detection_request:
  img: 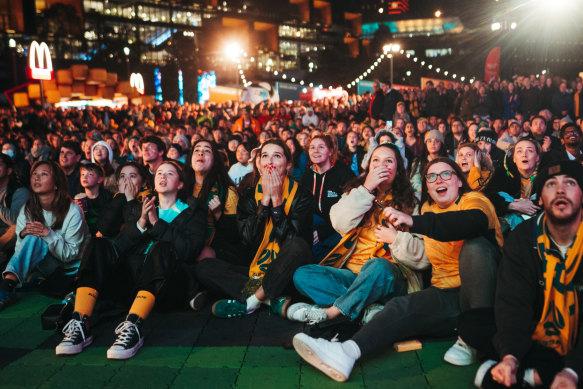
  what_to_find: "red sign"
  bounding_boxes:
[484,47,500,83]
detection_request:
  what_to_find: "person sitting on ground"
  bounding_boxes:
[285,137,309,182]
[141,136,166,176]
[300,134,355,260]
[292,157,503,382]
[58,141,83,198]
[196,139,313,319]
[96,162,151,239]
[288,143,420,324]
[475,130,505,170]
[55,161,206,359]
[75,163,113,236]
[166,143,187,165]
[341,131,366,176]
[189,140,242,263]
[0,154,28,268]
[228,143,254,186]
[91,141,118,194]
[458,160,583,389]
[455,142,494,192]
[485,138,542,232]
[409,130,448,195]
[0,161,89,310]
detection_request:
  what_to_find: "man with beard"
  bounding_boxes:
[459,160,583,389]
[555,123,583,163]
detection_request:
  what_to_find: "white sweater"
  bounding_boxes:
[15,202,89,268]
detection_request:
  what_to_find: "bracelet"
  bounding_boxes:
[363,185,375,194]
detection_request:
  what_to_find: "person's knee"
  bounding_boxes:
[292,265,315,289]
[459,237,499,269]
[361,258,394,278]
[21,234,43,245]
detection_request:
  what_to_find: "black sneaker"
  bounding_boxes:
[106,314,144,360]
[55,312,93,355]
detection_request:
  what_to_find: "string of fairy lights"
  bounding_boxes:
[237,45,479,91]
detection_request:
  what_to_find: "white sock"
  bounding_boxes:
[246,294,261,314]
[341,340,361,360]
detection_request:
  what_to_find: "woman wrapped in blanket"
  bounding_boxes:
[292,157,504,382]
[190,140,245,265]
[55,161,206,360]
[287,143,420,324]
[455,142,494,192]
[196,138,314,319]
[0,161,89,310]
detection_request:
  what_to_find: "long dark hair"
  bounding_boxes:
[420,157,473,206]
[345,143,417,218]
[189,139,236,212]
[25,161,71,230]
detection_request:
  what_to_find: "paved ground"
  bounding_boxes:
[0,291,478,388]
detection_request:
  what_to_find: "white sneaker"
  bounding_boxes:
[287,303,328,323]
[474,360,497,388]
[444,336,479,366]
[292,333,355,382]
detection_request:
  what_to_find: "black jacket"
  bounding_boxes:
[382,89,403,121]
[114,196,207,264]
[370,90,384,120]
[485,166,523,216]
[493,216,583,377]
[237,183,313,254]
[300,163,355,240]
[97,193,143,238]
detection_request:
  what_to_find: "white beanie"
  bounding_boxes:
[91,140,113,164]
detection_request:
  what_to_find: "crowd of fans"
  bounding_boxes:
[0,72,582,388]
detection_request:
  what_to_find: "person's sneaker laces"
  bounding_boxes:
[474,360,497,388]
[189,290,208,311]
[444,336,479,366]
[212,299,248,318]
[269,296,291,318]
[287,303,328,323]
[106,314,144,360]
[55,312,93,355]
[293,333,355,382]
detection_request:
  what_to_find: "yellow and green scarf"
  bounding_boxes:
[532,215,582,356]
[248,176,298,278]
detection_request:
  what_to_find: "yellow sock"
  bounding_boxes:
[128,290,156,320]
[74,287,99,317]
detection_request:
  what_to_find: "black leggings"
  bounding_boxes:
[76,238,190,311]
[196,236,314,302]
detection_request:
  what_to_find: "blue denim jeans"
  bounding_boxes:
[293,257,404,320]
[2,235,59,287]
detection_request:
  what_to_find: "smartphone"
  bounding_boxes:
[385,121,393,130]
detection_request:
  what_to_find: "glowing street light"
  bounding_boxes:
[491,22,501,31]
[435,10,442,17]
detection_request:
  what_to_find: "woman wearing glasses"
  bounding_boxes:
[292,157,503,383]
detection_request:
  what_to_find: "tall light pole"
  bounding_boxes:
[383,43,401,85]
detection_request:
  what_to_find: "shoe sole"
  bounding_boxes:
[106,337,144,360]
[55,336,93,356]
[443,353,477,366]
[474,360,497,388]
[189,291,208,311]
[293,336,347,382]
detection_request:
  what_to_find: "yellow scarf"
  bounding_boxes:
[193,183,222,246]
[248,176,298,278]
[319,193,422,293]
[532,215,582,356]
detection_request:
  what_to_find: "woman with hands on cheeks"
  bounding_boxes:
[0,161,89,310]
[287,143,420,324]
[96,162,151,239]
[196,138,314,320]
